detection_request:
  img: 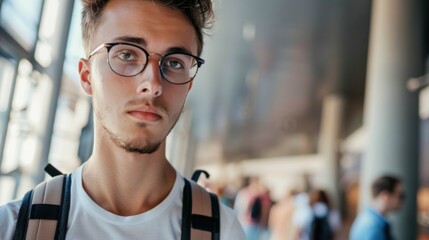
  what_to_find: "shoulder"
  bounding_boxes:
[355,208,385,226]
[350,223,385,240]
[0,199,22,239]
[218,201,246,240]
[350,209,385,240]
[182,174,245,239]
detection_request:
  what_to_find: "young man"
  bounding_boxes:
[0,0,245,239]
[349,176,405,240]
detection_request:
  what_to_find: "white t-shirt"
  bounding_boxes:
[0,165,245,240]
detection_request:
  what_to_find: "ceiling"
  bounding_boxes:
[188,0,372,162]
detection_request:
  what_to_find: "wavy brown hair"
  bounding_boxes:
[80,0,214,56]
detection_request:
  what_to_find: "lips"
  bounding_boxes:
[127,107,162,122]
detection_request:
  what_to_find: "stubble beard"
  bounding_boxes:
[95,104,184,155]
[106,124,162,154]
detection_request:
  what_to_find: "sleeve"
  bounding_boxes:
[361,228,386,240]
[220,202,246,240]
[349,219,386,240]
[0,199,22,240]
[224,216,246,240]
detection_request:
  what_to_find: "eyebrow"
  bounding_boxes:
[111,35,194,55]
[165,47,193,55]
[112,36,147,45]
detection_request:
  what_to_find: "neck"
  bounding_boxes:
[82,137,176,216]
[371,199,388,216]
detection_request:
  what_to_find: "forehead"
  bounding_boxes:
[94,0,198,54]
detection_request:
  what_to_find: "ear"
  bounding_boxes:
[79,58,93,96]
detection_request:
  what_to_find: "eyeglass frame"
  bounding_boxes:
[87,42,205,85]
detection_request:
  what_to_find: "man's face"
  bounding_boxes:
[387,183,405,212]
[79,0,198,154]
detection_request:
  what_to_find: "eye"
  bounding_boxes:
[110,44,144,62]
[164,59,184,69]
[117,51,136,61]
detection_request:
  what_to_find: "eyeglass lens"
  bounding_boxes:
[108,44,198,84]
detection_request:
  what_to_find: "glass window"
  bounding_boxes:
[0,0,43,50]
[0,55,16,173]
[0,57,16,135]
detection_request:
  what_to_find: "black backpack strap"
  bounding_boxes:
[191,170,209,182]
[13,190,33,240]
[45,163,64,177]
[181,179,192,240]
[182,178,220,240]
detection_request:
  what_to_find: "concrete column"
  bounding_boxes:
[317,94,344,208]
[360,0,424,239]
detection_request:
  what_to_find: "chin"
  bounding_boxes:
[121,141,162,154]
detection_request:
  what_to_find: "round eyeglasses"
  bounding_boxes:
[88,42,205,85]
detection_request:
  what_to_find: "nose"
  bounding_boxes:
[136,59,163,98]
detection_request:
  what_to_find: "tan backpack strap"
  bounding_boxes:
[189,181,212,239]
[25,175,65,240]
[189,181,220,240]
[182,177,220,240]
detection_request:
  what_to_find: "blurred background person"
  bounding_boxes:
[294,189,340,240]
[349,175,405,240]
[269,189,299,240]
[235,176,271,240]
[259,186,274,240]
